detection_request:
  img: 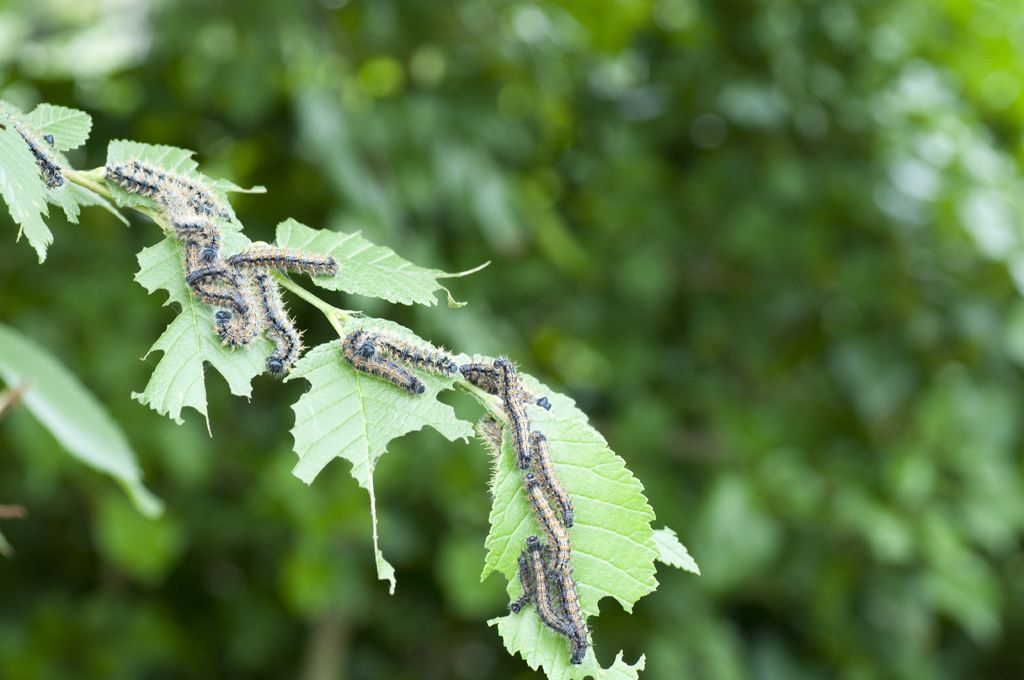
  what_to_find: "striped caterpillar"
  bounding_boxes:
[227,246,338,278]
[1,110,63,188]
[348,331,458,377]
[342,331,425,394]
[105,160,231,220]
[529,432,573,527]
[253,272,302,375]
[524,472,571,574]
[459,361,551,410]
[515,536,571,637]
[555,565,589,665]
[494,358,532,470]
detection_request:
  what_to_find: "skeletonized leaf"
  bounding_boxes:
[131,234,272,427]
[0,322,162,517]
[484,373,665,678]
[23,103,92,152]
[651,527,700,574]
[287,318,474,592]
[0,123,51,261]
[275,218,485,306]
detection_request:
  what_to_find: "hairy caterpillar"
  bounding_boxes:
[494,358,532,469]
[227,246,338,277]
[214,279,261,349]
[508,551,532,614]
[523,536,571,637]
[342,332,425,394]
[252,273,302,375]
[555,568,589,665]
[1,110,64,188]
[475,415,504,459]
[459,362,551,410]
[529,432,573,528]
[104,160,231,219]
[348,332,459,377]
[524,472,572,574]
[342,329,457,378]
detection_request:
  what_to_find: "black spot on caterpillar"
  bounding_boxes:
[459,362,551,409]
[254,272,302,375]
[524,535,571,637]
[524,472,571,575]
[554,566,589,665]
[494,358,531,469]
[42,133,54,147]
[530,431,573,528]
[227,246,339,278]
[342,331,425,394]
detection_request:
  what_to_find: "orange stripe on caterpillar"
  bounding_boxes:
[227,246,338,277]
[529,431,573,527]
[524,472,571,574]
[524,536,571,637]
[495,359,531,469]
[554,566,589,665]
[342,332,425,394]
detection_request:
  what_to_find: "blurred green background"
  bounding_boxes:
[2,0,1024,678]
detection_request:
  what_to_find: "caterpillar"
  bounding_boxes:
[523,536,571,637]
[368,333,458,377]
[1,111,64,188]
[341,329,457,377]
[555,568,589,665]
[494,358,532,469]
[104,160,231,220]
[459,362,551,410]
[254,273,302,375]
[524,472,572,574]
[342,332,425,394]
[227,246,339,278]
[214,278,261,349]
[475,415,504,459]
[529,431,573,528]
[508,551,532,613]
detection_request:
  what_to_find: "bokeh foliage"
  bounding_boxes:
[2,0,1024,678]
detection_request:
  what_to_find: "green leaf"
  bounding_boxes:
[651,526,700,574]
[483,373,662,678]
[287,319,474,592]
[52,181,128,226]
[0,121,52,262]
[131,234,272,427]
[0,529,10,558]
[0,322,162,517]
[275,218,486,306]
[22,103,92,152]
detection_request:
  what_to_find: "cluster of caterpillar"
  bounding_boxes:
[105,159,338,375]
[0,107,64,188]
[476,358,586,665]
[340,329,458,393]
